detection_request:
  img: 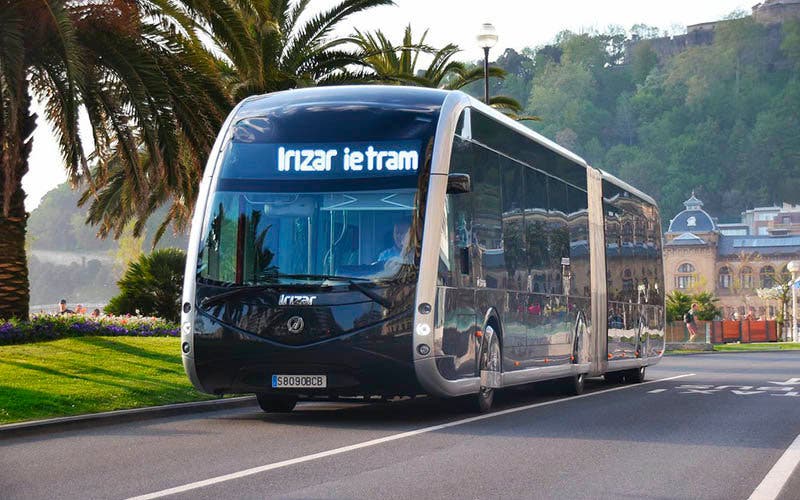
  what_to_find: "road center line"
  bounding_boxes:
[127,373,695,500]
[748,432,800,500]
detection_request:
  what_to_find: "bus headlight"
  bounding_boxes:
[415,323,431,336]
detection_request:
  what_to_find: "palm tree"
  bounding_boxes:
[0,0,229,319]
[81,0,394,241]
[350,25,528,114]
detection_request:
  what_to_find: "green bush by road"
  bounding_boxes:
[0,336,213,425]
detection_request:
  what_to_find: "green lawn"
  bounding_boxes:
[713,342,800,352]
[0,336,215,425]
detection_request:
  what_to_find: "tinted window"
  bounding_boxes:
[525,168,549,293]
[443,138,476,287]
[470,110,587,190]
[472,145,504,288]
[501,158,526,290]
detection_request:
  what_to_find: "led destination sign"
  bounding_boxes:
[221,140,422,180]
[278,146,418,173]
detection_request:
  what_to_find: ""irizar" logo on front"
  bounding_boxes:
[277,146,418,173]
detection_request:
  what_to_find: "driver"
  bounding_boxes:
[376,221,412,264]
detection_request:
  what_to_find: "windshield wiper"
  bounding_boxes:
[199,284,278,308]
[198,275,393,309]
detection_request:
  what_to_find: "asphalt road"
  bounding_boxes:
[1,352,798,500]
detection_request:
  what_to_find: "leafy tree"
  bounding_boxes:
[0,0,228,319]
[666,290,721,321]
[81,0,393,243]
[666,290,692,322]
[106,248,186,322]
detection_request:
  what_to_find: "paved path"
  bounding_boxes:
[1,352,798,499]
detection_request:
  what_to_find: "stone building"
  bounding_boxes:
[664,194,800,319]
[624,0,800,64]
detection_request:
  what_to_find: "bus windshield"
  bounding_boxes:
[198,188,419,285]
[197,101,439,286]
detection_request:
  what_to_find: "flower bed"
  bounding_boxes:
[0,314,179,345]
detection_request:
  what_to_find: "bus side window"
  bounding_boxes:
[446,137,475,287]
[471,145,503,288]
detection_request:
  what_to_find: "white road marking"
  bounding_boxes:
[127,373,694,500]
[647,389,667,393]
[748,433,800,500]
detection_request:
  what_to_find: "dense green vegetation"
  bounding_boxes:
[666,291,722,321]
[0,336,210,424]
[106,249,186,322]
[487,16,800,221]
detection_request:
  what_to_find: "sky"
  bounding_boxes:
[22,0,752,211]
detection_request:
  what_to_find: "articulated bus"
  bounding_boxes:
[180,86,665,413]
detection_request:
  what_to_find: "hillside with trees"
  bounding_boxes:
[26,183,187,308]
[484,15,800,222]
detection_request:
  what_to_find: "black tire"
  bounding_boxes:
[256,393,298,413]
[626,366,646,384]
[564,372,586,395]
[473,325,501,413]
[604,371,624,384]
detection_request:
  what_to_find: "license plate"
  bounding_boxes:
[271,374,327,389]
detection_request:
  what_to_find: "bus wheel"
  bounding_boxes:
[604,371,624,384]
[474,326,501,413]
[564,372,585,395]
[256,394,297,413]
[626,366,646,384]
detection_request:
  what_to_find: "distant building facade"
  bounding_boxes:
[663,194,800,319]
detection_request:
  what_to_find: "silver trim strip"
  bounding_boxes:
[587,167,608,376]
[413,92,474,397]
[180,99,249,393]
[607,359,645,371]
[502,363,590,387]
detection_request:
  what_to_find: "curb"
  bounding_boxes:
[0,396,257,438]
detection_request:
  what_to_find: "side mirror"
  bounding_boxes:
[447,173,471,194]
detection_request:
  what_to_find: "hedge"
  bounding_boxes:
[0,314,179,345]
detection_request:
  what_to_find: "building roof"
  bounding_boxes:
[718,235,800,256]
[666,232,708,246]
[667,193,717,233]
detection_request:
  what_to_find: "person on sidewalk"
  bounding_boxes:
[684,303,699,342]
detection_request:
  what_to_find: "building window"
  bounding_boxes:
[741,267,753,289]
[760,266,775,288]
[676,275,694,289]
[676,262,695,290]
[718,266,731,289]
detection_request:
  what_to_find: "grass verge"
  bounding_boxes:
[713,342,800,352]
[0,336,214,425]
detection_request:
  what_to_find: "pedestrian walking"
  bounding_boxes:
[684,302,699,342]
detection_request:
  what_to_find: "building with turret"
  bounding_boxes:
[664,193,800,319]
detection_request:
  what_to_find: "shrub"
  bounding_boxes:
[666,290,722,321]
[0,315,179,345]
[106,248,186,323]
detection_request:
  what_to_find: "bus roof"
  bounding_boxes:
[235,86,450,119]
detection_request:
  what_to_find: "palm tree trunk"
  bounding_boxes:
[0,89,34,320]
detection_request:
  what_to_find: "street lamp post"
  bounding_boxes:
[787,260,800,342]
[476,23,498,104]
